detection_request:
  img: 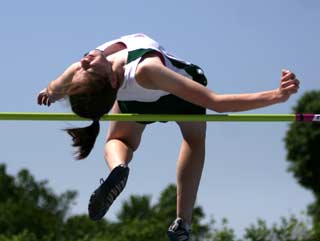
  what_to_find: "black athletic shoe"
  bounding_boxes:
[167,218,191,241]
[88,164,129,221]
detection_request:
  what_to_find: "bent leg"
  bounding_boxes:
[104,102,146,170]
[176,121,206,225]
[88,102,146,220]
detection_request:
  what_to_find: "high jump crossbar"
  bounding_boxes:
[0,112,319,122]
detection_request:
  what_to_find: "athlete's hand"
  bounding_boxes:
[275,69,300,103]
[37,88,54,106]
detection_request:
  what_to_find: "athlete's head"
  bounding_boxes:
[65,50,118,160]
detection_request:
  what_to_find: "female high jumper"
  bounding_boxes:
[37,33,299,241]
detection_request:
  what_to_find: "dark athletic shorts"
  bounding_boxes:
[117,69,208,124]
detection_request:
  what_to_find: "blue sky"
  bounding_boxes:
[0,0,319,236]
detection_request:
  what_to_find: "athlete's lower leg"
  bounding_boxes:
[104,138,134,170]
[176,122,206,225]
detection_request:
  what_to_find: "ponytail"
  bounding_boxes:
[65,68,117,160]
[65,120,100,160]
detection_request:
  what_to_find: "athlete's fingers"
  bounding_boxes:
[46,98,51,107]
[281,72,296,82]
[282,69,290,77]
[37,88,49,105]
[281,79,300,89]
[37,96,41,105]
[283,84,299,94]
[37,93,44,105]
[41,95,47,105]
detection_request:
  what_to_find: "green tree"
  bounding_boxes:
[117,195,155,223]
[0,164,76,240]
[5,163,320,241]
[208,217,238,241]
[0,230,38,241]
[284,90,320,223]
[62,215,112,241]
[244,215,320,241]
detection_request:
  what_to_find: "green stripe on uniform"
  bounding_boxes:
[127,48,207,86]
[127,48,156,63]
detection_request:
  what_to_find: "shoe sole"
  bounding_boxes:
[88,165,129,221]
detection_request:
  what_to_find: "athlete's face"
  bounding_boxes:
[72,50,112,86]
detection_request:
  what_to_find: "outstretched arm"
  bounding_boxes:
[135,54,300,113]
[37,62,79,106]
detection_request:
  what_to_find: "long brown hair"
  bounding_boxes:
[65,74,117,160]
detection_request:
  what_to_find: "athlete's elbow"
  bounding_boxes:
[211,105,226,113]
[208,94,227,113]
[211,104,241,113]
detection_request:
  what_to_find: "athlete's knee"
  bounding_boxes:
[104,139,134,166]
[106,124,144,152]
[105,137,139,154]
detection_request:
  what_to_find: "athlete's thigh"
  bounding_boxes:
[106,102,146,151]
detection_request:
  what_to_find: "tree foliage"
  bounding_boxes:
[284,90,320,222]
[1,155,320,241]
[0,164,209,241]
[243,215,320,241]
[0,164,76,239]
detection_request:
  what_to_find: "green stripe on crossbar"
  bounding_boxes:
[0,112,296,122]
